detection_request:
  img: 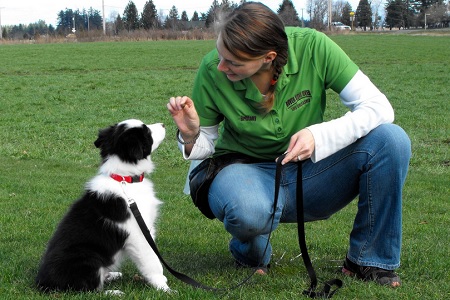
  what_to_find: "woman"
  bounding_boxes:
[167,2,410,287]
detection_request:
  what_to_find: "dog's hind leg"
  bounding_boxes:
[104,290,125,296]
[102,269,124,296]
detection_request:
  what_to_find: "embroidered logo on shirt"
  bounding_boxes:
[240,115,257,121]
[285,90,311,111]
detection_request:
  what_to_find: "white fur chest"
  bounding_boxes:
[87,175,162,227]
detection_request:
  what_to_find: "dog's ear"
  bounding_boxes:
[94,125,120,163]
[94,135,103,148]
[94,125,115,149]
[115,126,153,163]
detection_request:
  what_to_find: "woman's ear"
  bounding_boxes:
[264,51,277,63]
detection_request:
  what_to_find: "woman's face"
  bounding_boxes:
[216,35,269,82]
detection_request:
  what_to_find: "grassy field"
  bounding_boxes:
[0,34,449,299]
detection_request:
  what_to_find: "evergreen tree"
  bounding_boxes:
[86,8,103,30]
[73,10,84,31]
[356,0,373,30]
[181,11,189,22]
[180,10,189,30]
[123,1,140,31]
[115,14,125,34]
[220,0,233,11]
[385,0,408,29]
[205,0,220,28]
[165,6,179,30]
[56,9,74,34]
[277,0,301,26]
[55,9,84,33]
[205,0,236,28]
[141,0,159,29]
[191,11,200,21]
[341,2,353,26]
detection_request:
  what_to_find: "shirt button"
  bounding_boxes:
[277,127,282,132]
[275,118,280,124]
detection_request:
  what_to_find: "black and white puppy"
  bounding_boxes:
[35,119,169,294]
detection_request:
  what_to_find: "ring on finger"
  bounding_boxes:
[297,155,301,161]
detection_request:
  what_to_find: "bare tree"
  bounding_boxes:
[307,0,329,30]
[426,1,449,28]
[371,0,383,29]
[332,0,348,23]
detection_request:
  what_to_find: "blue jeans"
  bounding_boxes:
[208,124,411,270]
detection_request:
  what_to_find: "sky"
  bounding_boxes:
[0,0,362,27]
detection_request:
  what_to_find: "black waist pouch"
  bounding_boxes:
[188,153,265,219]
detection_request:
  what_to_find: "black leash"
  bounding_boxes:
[293,158,343,298]
[129,202,218,291]
[125,182,257,292]
[126,153,342,297]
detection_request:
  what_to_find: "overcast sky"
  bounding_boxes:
[0,0,362,27]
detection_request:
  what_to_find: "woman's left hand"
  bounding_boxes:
[281,129,315,165]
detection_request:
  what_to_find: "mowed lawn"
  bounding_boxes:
[0,34,449,299]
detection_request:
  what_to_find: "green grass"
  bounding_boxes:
[1,35,449,299]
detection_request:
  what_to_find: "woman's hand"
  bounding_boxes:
[281,129,315,165]
[167,96,201,155]
[167,96,200,139]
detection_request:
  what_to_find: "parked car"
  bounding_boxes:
[331,22,351,30]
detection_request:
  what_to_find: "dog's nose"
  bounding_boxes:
[161,123,165,128]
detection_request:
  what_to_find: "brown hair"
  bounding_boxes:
[216,2,288,112]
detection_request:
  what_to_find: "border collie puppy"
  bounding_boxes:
[35,119,170,294]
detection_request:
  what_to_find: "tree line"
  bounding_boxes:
[1,0,448,40]
[385,0,449,30]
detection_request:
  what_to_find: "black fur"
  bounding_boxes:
[94,123,154,164]
[35,192,130,292]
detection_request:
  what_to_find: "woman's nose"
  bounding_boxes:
[217,59,228,72]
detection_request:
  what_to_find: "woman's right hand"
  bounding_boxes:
[167,96,200,140]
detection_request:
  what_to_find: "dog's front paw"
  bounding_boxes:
[153,280,171,293]
[104,289,125,296]
[157,285,175,293]
[147,275,172,292]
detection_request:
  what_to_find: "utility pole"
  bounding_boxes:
[424,13,430,29]
[328,0,332,30]
[102,0,106,35]
[301,8,304,27]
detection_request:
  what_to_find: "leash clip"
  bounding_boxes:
[120,181,136,207]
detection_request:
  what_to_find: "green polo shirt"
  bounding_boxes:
[192,27,359,160]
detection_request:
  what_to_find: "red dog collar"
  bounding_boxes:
[110,173,144,183]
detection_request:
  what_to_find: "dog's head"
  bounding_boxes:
[94,119,165,164]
